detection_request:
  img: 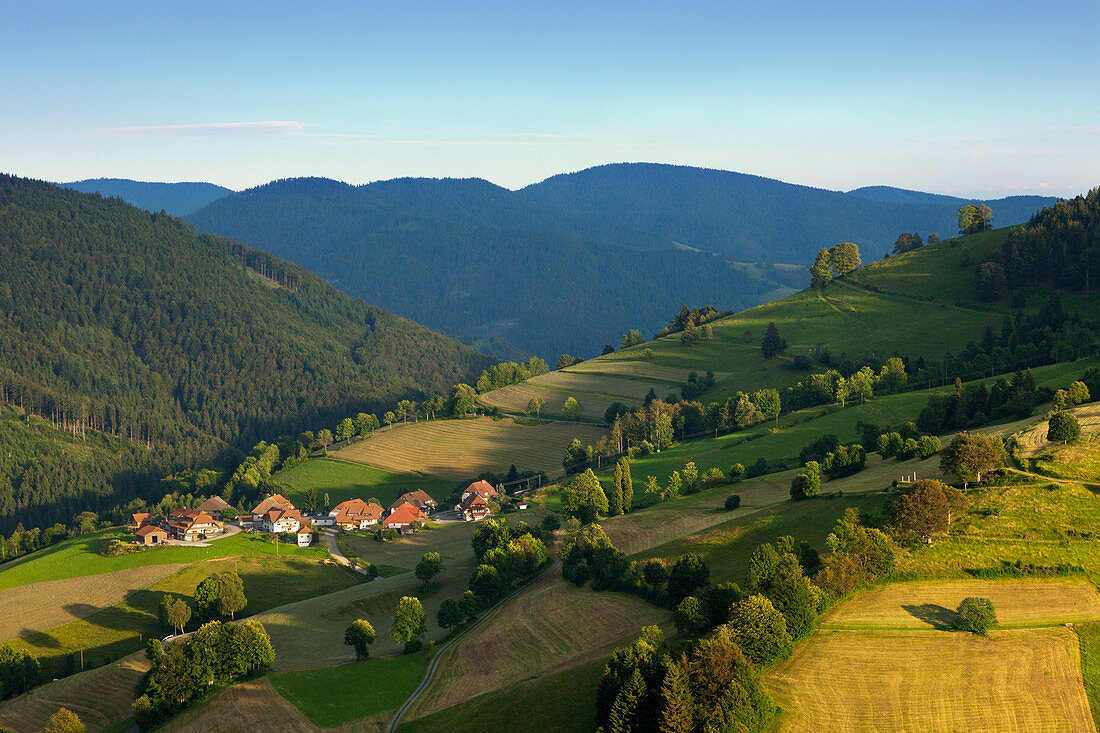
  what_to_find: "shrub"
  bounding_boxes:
[956,597,996,634]
[724,494,742,511]
[729,464,745,483]
[667,554,710,605]
[702,466,725,486]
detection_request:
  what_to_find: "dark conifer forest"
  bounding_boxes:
[0,175,492,532]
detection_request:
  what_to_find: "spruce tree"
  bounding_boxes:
[610,462,625,516]
[606,667,646,733]
[620,459,634,513]
[658,661,695,733]
[761,322,786,359]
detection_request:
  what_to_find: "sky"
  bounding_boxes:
[2,0,1098,197]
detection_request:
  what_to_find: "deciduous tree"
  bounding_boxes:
[344,619,376,660]
[391,596,426,649]
[415,552,444,587]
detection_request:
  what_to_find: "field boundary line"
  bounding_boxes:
[384,558,561,733]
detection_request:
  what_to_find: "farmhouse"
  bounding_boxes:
[129,512,153,531]
[457,492,491,522]
[135,524,168,545]
[296,525,313,547]
[167,509,223,542]
[458,479,498,505]
[262,506,303,534]
[388,490,438,515]
[330,498,384,530]
[242,493,297,531]
[196,495,230,520]
[382,503,427,531]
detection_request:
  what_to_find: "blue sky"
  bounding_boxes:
[2,0,1097,196]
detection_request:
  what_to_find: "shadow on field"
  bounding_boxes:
[902,603,959,629]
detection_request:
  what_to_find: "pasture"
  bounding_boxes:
[275,457,454,510]
[330,416,605,480]
[764,627,1095,733]
[256,518,508,668]
[0,651,148,733]
[0,529,329,590]
[270,651,430,727]
[5,553,359,679]
[1019,401,1100,461]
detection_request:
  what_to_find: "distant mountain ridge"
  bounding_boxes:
[187,164,1058,360]
[845,184,1053,210]
[186,176,800,360]
[63,178,234,216]
[520,163,1059,263]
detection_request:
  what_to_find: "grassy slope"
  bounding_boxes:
[483,227,1100,420]
[269,651,430,727]
[330,416,607,481]
[0,529,330,590]
[552,357,1097,512]
[274,457,455,511]
[1,537,359,677]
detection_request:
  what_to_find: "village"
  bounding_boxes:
[125,478,515,550]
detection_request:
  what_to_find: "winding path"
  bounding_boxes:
[385,558,562,733]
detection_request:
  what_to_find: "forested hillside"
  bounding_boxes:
[62,178,233,217]
[0,175,492,532]
[187,177,803,359]
[521,163,1057,263]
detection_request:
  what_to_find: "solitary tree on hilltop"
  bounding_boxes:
[957,204,993,235]
[828,242,861,276]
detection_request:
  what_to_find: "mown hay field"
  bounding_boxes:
[1019,402,1100,459]
[331,417,605,480]
[406,575,668,720]
[0,563,184,643]
[480,363,730,419]
[0,651,149,733]
[764,627,1096,733]
[162,678,316,733]
[824,578,1100,630]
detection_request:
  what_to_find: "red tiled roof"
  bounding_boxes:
[136,525,166,537]
[464,480,497,499]
[383,503,427,526]
[251,493,295,516]
[196,496,229,512]
[131,512,153,524]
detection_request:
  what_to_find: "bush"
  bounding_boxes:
[746,457,770,478]
[729,464,745,483]
[724,494,742,511]
[702,466,725,487]
[956,597,996,634]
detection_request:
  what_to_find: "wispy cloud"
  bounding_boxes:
[95,121,311,138]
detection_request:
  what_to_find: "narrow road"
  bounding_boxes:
[321,528,371,576]
[385,558,562,733]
